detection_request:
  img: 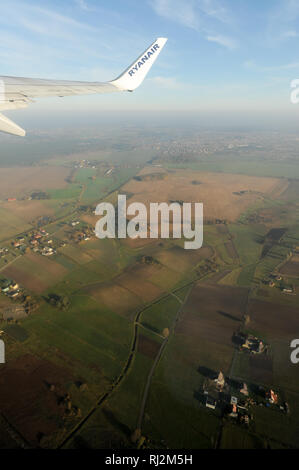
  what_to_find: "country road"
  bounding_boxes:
[59,281,196,449]
[0,255,22,273]
[136,287,192,431]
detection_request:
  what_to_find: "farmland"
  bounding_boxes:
[0,136,298,450]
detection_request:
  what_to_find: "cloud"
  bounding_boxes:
[150,0,232,28]
[244,59,299,72]
[206,34,237,50]
[150,0,199,29]
[0,1,153,80]
[150,0,237,49]
[266,0,299,43]
[282,30,298,38]
[32,4,98,32]
[198,0,231,24]
[75,0,92,12]
[0,1,99,45]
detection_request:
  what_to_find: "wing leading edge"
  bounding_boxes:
[0,37,167,137]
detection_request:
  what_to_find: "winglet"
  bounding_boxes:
[0,113,26,137]
[110,37,168,91]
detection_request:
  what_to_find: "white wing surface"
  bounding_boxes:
[0,37,167,137]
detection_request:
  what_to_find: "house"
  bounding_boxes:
[283,287,294,294]
[241,335,265,354]
[240,415,250,425]
[229,404,238,418]
[206,396,217,410]
[8,291,19,298]
[240,383,249,396]
[215,371,225,390]
[230,396,238,406]
[268,390,279,405]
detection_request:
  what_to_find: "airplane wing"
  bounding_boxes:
[0,37,168,137]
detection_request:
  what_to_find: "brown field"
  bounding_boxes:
[121,237,161,249]
[122,169,281,222]
[0,166,70,199]
[115,264,165,303]
[2,252,68,294]
[247,299,299,390]
[249,354,273,384]
[80,214,98,225]
[248,299,299,340]
[0,354,72,447]
[84,282,143,318]
[156,245,213,273]
[267,178,290,199]
[138,334,161,359]
[176,283,249,373]
[84,262,167,317]
[59,245,94,265]
[257,288,270,297]
[149,265,182,291]
[1,200,54,223]
[280,255,299,277]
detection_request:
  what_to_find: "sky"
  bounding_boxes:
[2,0,299,124]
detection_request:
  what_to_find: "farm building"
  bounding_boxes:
[205,396,217,410]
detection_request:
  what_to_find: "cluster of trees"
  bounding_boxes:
[45,293,70,311]
[137,255,159,265]
[133,173,166,182]
[31,191,49,200]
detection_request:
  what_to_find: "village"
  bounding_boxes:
[199,369,289,429]
[8,219,95,258]
[196,325,290,432]
[264,272,296,295]
[0,215,96,324]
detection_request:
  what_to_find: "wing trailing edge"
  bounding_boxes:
[0,113,26,137]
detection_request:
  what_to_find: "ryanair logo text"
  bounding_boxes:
[128,44,160,77]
